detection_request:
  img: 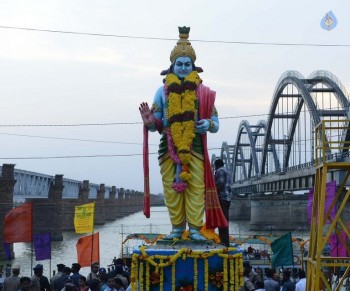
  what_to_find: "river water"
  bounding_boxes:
[9,206,303,279]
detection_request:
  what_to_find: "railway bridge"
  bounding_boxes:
[212,70,350,229]
[212,70,350,290]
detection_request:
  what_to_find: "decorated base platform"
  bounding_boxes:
[130,241,244,291]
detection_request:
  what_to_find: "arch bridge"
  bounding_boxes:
[213,70,350,196]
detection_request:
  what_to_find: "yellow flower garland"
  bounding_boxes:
[130,256,138,290]
[166,71,200,181]
[219,252,244,290]
[223,257,228,290]
[172,259,176,291]
[139,261,144,291]
[160,259,164,291]
[229,259,234,291]
[194,257,198,291]
[145,261,150,291]
[131,246,244,290]
[166,74,181,86]
[204,258,209,291]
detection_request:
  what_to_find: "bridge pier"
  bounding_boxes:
[123,189,132,215]
[0,164,16,260]
[62,180,89,231]
[116,188,125,217]
[249,194,308,230]
[127,190,143,214]
[26,175,64,241]
[105,186,117,221]
[95,184,106,225]
[229,196,251,220]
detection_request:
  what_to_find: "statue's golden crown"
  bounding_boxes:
[170,26,196,63]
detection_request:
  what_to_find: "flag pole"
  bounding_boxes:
[121,224,124,260]
[291,232,295,270]
[90,202,95,264]
[49,232,52,278]
[30,203,33,276]
[31,242,34,276]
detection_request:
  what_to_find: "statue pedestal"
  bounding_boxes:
[130,241,244,291]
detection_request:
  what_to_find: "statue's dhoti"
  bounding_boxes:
[159,152,205,230]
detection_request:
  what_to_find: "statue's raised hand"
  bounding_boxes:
[139,102,155,126]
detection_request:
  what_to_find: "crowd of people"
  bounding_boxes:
[243,261,306,291]
[0,259,131,291]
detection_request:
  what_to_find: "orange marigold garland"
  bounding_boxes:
[209,271,224,289]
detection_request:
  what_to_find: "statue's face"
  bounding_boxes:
[173,56,193,79]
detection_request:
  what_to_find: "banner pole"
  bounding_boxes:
[90,202,95,264]
[31,242,34,276]
[31,203,33,276]
[50,232,52,278]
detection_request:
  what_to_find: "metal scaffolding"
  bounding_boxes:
[307,120,350,290]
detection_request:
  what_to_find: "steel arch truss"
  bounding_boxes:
[220,141,235,172]
[231,120,278,182]
[211,142,235,177]
[261,70,350,175]
[222,70,350,188]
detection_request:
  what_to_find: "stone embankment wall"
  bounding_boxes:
[0,164,163,260]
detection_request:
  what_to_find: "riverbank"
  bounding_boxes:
[2,206,308,279]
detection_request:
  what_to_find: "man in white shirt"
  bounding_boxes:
[295,269,306,291]
[103,277,116,291]
[3,264,21,291]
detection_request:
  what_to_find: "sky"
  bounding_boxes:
[0,0,349,195]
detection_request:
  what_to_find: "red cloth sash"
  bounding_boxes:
[143,125,150,218]
[143,119,163,218]
[198,84,228,229]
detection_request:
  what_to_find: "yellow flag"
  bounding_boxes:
[74,202,95,234]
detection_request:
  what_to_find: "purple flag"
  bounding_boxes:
[325,181,336,223]
[308,181,336,224]
[330,232,348,257]
[3,242,12,260]
[34,233,51,261]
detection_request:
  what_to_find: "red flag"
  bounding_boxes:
[143,126,150,218]
[76,232,100,267]
[4,203,33,243]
